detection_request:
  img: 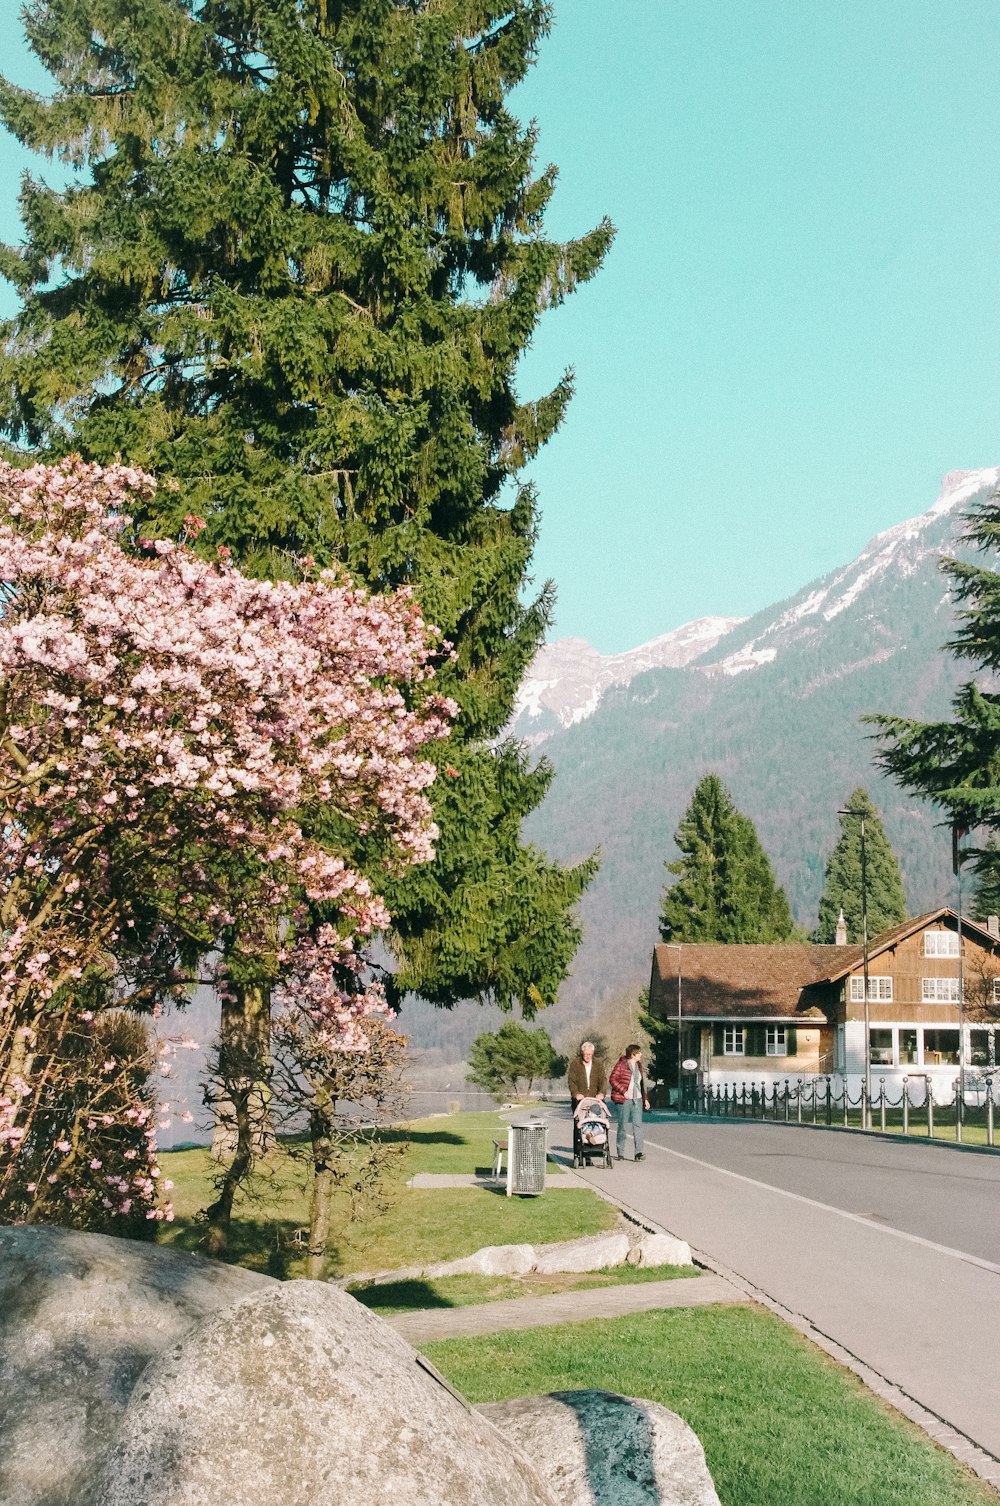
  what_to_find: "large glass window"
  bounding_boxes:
[765,1027,787,1056]
[899,1029,919,1065]
[921,977,961,1002]
[970,1029,996,1068]
[923,1028,960,1065]
[869,1029,893,1066]
[849,976,893,1002]
[723,1027,745,1056]
[924,930,960,957]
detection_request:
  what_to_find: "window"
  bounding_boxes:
[970,1029,996,1068]
[869,1029,894,1066]
[899,1028,919,1065]
[921,977,961,1002]
[924,930,960,957]
[766,1027,787,1056]
[992,979,1000,1005]
[849,976,893,1002]
[723,1027,745,1056]
[923,1028,960,1065]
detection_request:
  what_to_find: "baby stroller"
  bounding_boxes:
[572,1096,613,1170]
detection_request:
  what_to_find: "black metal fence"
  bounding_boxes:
[684,1074,997,1146]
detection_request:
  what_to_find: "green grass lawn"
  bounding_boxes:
[159,1108,615,1279]
[349,1261,700,1314]
[425,1307,998,1506]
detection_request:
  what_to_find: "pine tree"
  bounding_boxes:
[0,1,610,1012]
[636,986,677,1089]
[970,837,1000,924]
[659,774,795,943]
[813,789,907,943]
[466,1021,564,1100]
[871,489,1000,867]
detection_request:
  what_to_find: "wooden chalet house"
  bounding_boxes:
[648,909,1000,1098]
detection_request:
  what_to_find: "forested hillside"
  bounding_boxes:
[521,470,997,1025]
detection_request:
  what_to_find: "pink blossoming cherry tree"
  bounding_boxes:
[0,458,453,1228]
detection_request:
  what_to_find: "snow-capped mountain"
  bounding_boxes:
[512,615,743,741]
[520,467,1000,1025]
[703,468,1000,677]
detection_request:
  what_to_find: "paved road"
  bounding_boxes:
[550,1114,1000,1467]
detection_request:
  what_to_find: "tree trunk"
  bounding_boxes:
[204,1080,254,1256]
[205,982,273,1254]
[211,982,274,1162]
[307,1106,335,1281]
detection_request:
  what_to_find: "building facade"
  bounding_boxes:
[648,910,1000,1101]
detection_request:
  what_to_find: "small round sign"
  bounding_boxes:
[681,1058,699,1072]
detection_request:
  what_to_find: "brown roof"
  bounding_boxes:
[650,943,859,1022]
[812,908,1000,982]
[649,909,1000,1021]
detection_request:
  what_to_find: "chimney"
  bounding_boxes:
[835,909,848,946]
[988,915,999,941]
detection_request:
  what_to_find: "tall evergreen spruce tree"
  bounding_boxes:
[871,489,1000,875]
[813,789,907,944]
[659,774,795,944]
[971,837,1000,924]
[0,1,610,1014]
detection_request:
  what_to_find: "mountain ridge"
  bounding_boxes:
[518,466,1000,1031]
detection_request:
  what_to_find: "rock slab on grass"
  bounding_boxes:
[479,1390,722,1506]
[96,1281,557,1506]
[532,1230,632,1275]
[0,1224,270,1506]
[627,1232,693,1268]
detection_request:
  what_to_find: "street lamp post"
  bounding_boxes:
[839,808,871,1129]
[953,822,968,1139]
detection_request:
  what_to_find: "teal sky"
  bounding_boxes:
[2,2,1000,652]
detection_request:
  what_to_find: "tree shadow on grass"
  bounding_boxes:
[165,1216,301,1280]
[382,1129,466,1148]
[348,1278,456,1312]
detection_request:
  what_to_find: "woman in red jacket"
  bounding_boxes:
[609,1044,650,1162]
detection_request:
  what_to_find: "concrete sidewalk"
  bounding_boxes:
[385,1271,745,1344]
[560,1115,1000,1489]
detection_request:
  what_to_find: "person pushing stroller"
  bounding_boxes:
[567,1040,608,1113]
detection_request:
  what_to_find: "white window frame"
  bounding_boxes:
[992,979,1000,1005]
[849,975,893,1002]
[924,930,960,957]
[765,1026,787,1056]
[921,976,961,1003]
[868,1027,895,1066]
[723,1026,745,1056]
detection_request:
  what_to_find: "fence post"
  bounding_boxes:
[927,1079,934,1139]
[784,1078,790,1122]
[988,1080,995,1149]
[741,1082,747,1118]
[825,1077,832,1125]
[902,1076,909,1136]
[797,1078,803,1124]
[955,1076,962,1144]
[879,1078,886,1134]
[843,1079,850,1127]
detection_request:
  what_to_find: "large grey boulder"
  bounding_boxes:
[479,1390,722,1506]
[0,1224,270,1506]
[96,1281,557,1506]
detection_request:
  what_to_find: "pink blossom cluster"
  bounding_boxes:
[0,458,453,1223]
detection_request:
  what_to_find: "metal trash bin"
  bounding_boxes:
[506,1118,547,1197]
